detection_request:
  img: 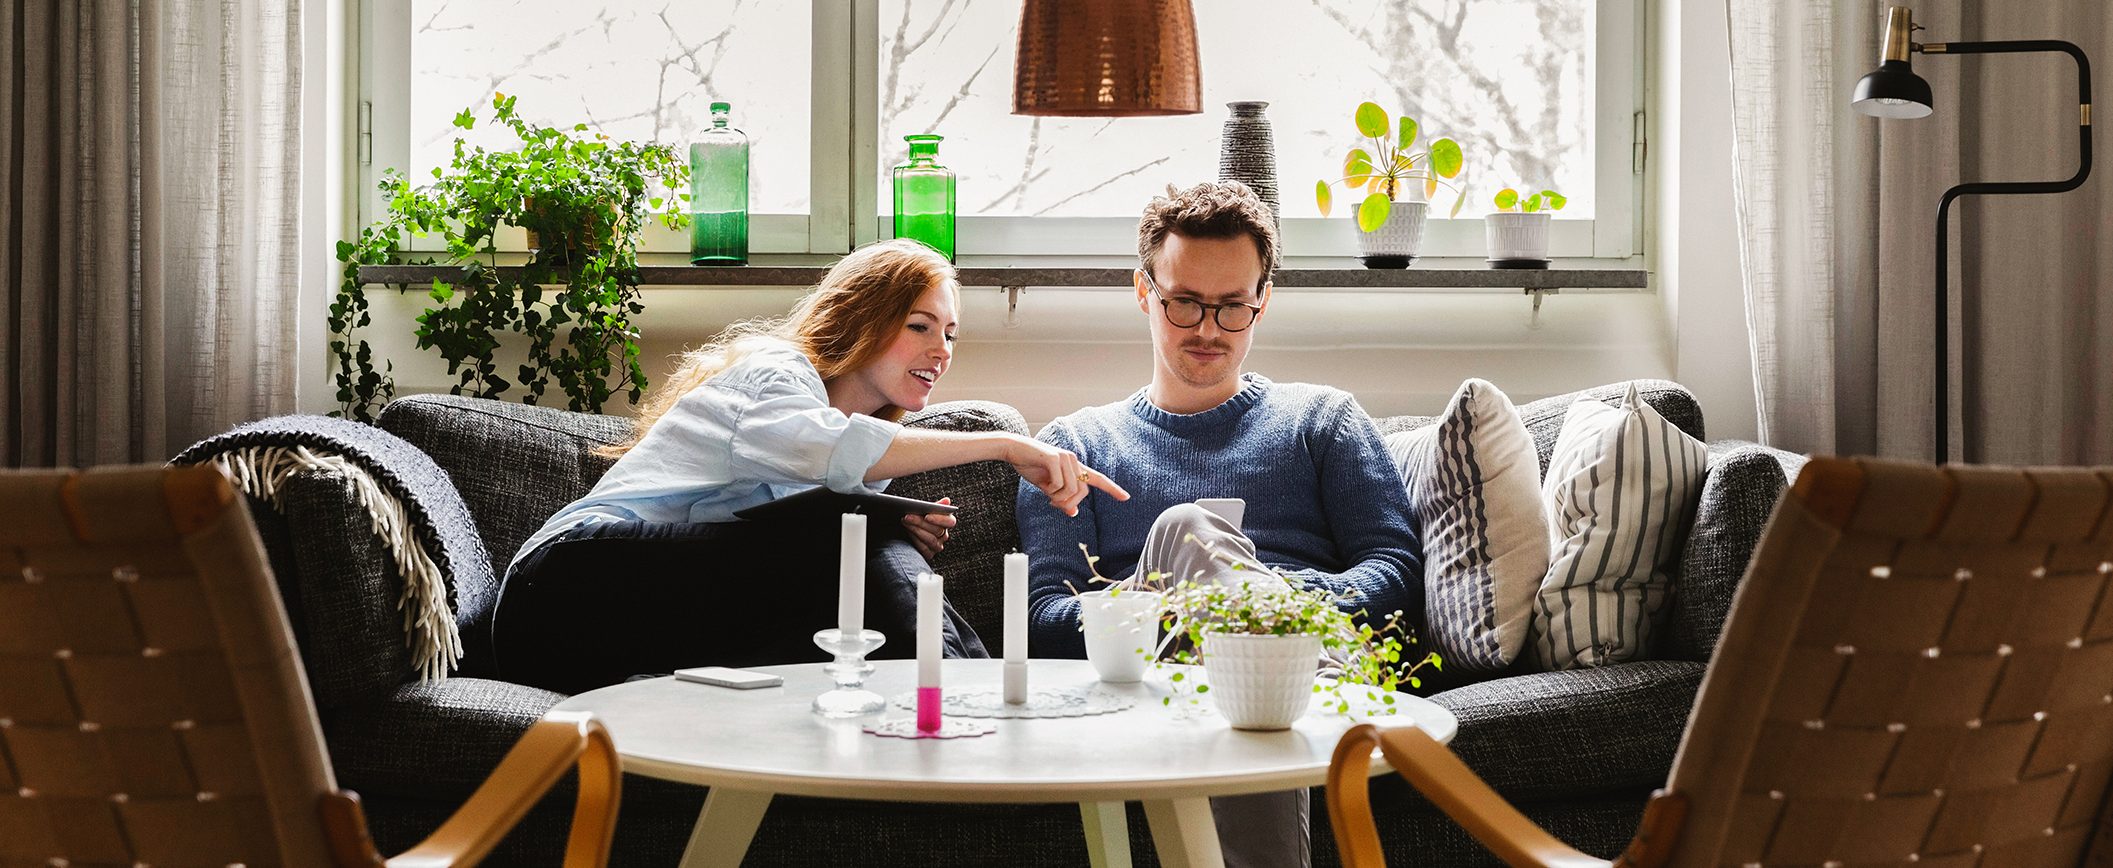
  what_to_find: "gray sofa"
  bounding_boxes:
[208,379,1802,866]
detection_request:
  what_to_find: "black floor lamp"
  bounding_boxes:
[1850,6,2092,464]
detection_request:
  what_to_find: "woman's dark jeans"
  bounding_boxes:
[493,514,987,694]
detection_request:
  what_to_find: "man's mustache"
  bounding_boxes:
[1180,341,1233,354]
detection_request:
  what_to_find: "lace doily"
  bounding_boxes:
[890,686,1136,719]
[862,717,997,739]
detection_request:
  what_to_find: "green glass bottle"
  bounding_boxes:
[892,134,956,261]
[689,101,748,265]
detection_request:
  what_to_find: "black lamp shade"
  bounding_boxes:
[1853,60,1935,118]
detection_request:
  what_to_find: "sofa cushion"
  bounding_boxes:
[1384,379,1548,676]
[1661,441,1797,663]
[1429,659,1704,801]
[888,401,1032,646]
[1534,385,1709,670]
[376,395,629,579]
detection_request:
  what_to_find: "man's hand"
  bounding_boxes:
[1008,437,1130,516]
[901,497,956,560]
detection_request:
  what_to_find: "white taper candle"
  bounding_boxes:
[837,514,866,638]
[1003,552,1029,704]
[917,573,942,687]
[1003,553,1029,661]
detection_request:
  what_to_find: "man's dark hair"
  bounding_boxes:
[1136,181,1279,289]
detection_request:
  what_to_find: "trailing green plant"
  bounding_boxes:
[1314,101,1469,232]
[1073,540,1441,714]
[1493,187,1568,213]
[330,94,689,421]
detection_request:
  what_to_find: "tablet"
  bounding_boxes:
[731,486,959,522]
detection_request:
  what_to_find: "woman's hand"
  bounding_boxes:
[1007,436,1130,517]
[901,497,955,560]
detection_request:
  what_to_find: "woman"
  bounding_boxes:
[494,239,1128,694]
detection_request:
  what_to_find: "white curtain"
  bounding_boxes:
[2,0,301,468]
[1728,0,2113,464]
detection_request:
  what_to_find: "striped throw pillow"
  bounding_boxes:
[1532,383,1708,670]
[1385,379,1548,675]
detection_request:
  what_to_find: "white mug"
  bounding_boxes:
[1077,589,1163,683]
[1194,497,1246,529]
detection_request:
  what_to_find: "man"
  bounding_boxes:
[1016,181,1425,867]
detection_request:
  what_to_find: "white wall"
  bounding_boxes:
[307,0,1759,440]
[1653,0,1759,442]
[349,279,1675,429]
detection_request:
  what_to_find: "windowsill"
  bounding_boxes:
[354,256,1650,293]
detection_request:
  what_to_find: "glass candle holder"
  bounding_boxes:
[811,628,888,718]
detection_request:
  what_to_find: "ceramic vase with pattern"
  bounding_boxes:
[1217,101,1279,223]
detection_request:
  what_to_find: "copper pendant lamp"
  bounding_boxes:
[1012,0,1202,117]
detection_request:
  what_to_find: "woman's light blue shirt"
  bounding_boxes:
[510,339,902,573]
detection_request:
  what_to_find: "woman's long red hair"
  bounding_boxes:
[599,238,957,458]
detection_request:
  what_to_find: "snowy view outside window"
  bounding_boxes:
[410,0,813,214]
[879,0,1593,219]
[409,0,1593,221]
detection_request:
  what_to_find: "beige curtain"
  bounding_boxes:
[1729,0,2112,464]
[2,0,300,468]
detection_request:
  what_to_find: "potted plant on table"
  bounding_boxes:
[1159,563,1440,731]
[330,94,690,421]
[1485,186,1567,269]
[1314,101,1467,269]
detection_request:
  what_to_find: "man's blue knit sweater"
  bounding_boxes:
[1017,373,1425,658]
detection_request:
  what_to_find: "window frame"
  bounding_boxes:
[359,0,1642,260]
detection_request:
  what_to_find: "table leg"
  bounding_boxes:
[679,788,773,868]
[1080,801,1133,868]
[1140,797,1224,868]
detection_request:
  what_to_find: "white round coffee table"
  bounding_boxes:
[553,658,1456,868]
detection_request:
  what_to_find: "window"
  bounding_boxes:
[362,0,1640,259]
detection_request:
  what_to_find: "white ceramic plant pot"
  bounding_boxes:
[1354,200,1428,269]
[1079,590,1163,683]
[1200,632,1322,730]
[1484,211,1552,268]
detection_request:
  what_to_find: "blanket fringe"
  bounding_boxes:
[213,446,463,682]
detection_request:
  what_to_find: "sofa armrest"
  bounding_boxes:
[268,469,420,707]
[889,401,1031,645]
[1428,660,1704,801]
[1660,441,1803,663]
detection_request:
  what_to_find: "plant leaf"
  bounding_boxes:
[1354,102,1388,138]
[1397,116,1419,150]
[1343,149,1374,188]
[1523,192,1542,213]
[1429,138,1464,178]
[1494,188,1519,211]
[1543,190,1568,211]
[1356,192,1391,233]
[1315,180,1333,216]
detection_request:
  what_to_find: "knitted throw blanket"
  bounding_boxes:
[173,415,494,681]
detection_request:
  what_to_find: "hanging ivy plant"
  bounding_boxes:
[330,94,688,421]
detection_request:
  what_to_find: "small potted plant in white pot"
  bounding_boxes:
[1315,101,1467,269]
[1485,186,1567,269]
[1160,570,1439,730]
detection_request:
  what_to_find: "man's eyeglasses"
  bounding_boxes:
[1140,270,1265,333]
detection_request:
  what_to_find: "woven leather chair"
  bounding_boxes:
[1327,455,2113,867]
[0,464,621,867]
